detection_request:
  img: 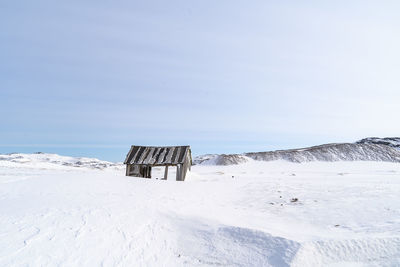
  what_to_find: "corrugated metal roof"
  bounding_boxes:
[124,145,191,165]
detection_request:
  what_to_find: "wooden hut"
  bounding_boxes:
[124,145,192,181]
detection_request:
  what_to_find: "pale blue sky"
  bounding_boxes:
[1,1,400,161]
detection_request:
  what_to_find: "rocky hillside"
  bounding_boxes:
[356,137,400,150]
[193,154,249,166]
[195,138,400,165]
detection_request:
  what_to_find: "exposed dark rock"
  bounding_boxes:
[356,137,400,150]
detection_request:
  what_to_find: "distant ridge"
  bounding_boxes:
[0,153,122,170]
[194,138,400,165]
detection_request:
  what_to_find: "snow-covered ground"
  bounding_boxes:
[1,154,400,266]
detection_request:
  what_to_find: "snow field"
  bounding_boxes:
[1,156,400,266]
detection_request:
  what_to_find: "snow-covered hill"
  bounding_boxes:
[195,138,400,165]
[0,152,123,170]
[1,156,400,266]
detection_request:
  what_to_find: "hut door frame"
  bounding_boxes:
[140,166,152,178]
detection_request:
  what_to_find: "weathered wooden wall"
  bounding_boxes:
[124,145,192,181]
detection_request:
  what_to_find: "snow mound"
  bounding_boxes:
[0,152,122,170]
[171,216,300,266]
[292,237,400,266]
